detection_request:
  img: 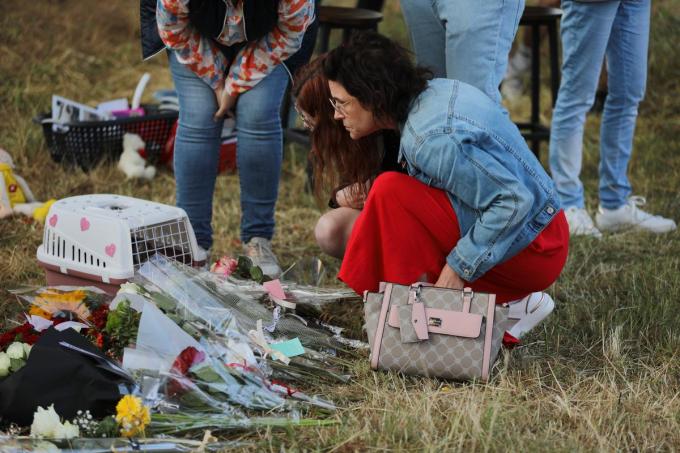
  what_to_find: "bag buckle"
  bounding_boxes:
[414,285,422,303]
[428,317,442,327]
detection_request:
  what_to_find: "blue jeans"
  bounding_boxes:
[549,0,650,210]
[168,51,289,249]
[399,0,524,104]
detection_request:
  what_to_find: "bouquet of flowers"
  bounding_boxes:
[129,255,353,382]
[0,254,360,445]
[116,255,343,416]
[7,286,138,361]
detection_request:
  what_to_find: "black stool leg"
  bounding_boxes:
[530,25,541,156]
[342,27,352,44]
[318,24,331,53]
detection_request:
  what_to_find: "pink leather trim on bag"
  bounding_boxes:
[371,283,393,370]
[411,302,429,340]
[481,294,497,381]
[462,287,473,313]
[387,307,483,338]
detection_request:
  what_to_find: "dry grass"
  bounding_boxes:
[1,0,679,451]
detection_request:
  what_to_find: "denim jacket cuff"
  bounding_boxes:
[446,250,482,283]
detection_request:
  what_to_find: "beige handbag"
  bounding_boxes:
[363,282,511,382]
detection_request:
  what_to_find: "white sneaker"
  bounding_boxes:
[508,44,532,76]
[506,292,555,341]
[193,245,211,270]
[501,44,531,101]
[564,206,602,238]
[501,76,524,102]
[242,237,282,278]
[595,196,677,234]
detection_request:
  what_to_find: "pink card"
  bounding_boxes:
[263,279,287,300]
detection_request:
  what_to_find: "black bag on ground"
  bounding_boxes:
[0,327,136,427]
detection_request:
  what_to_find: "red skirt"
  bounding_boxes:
[338,172,569,304]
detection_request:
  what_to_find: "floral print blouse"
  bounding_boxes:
[157,0,315,96]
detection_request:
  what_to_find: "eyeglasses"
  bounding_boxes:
[329,97,351,116]
[294,104,315,131]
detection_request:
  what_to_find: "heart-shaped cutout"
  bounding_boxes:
[104,243,116,257]
[80,217,90,231]
[48,214,58,227]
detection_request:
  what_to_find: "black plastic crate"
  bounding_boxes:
[34,105,178,171]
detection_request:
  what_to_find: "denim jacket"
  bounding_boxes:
[398,79,561,282]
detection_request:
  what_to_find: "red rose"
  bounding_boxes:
[170,346,205,376]
[0,323,40,350]
[90,305,110,330]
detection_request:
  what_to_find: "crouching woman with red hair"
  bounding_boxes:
[294,34,569,344]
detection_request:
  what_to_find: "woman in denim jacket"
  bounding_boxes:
[318,33,569,344]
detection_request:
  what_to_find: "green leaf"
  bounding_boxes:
[9,358,25,372]
[93,415,118,438]
[237,255,253,274]
[189,362,221,383]
[250,266,264,283]
[151,291,177,312]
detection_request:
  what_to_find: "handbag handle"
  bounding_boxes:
[410,284,474,314]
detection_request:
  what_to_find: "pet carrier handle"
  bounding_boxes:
[32,113,54,125]
[132,73,151,109]
[409,283,474,313]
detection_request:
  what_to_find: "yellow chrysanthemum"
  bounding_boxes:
[115,395,150,438]
[28,306,52,320]
[32,289,91,321]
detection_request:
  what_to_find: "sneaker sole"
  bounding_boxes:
[507,293,555,339]
[570,228,602,238]
[596,218,677,234]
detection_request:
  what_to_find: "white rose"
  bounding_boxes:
[0,352,10,377]
[53,420,80,439]
[118,282,141,295]
[30,405,62,438]
[23,342,32,357]
[6,342,25,360]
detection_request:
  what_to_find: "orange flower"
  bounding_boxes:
[28,306,52,320]
[32,289,91,321]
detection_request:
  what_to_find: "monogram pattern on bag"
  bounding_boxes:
[364,284,510,381]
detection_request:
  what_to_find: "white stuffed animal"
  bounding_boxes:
[118,133,156,180]
[0,148,55,221]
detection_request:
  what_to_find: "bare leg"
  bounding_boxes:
[314,207,361,259]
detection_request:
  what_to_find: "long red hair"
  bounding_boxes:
[294,55,385,203]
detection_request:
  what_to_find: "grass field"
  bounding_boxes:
[1,0,679,450]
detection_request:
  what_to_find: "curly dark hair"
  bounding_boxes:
[293,55,385,203]
[322,31,433,125]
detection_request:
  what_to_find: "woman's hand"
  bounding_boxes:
[214,85,238,120]
[336,183,368,209]
[434,263,466,290]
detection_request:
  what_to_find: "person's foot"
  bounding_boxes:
[504,292,555,345]
[242,237,282,278]
[596,196,677,234]
[501,44,531,101]
[194,245,211,270]
[565,206,602,238]
[501,76,524,102]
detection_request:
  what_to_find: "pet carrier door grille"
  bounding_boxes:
[130,218,194,269]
